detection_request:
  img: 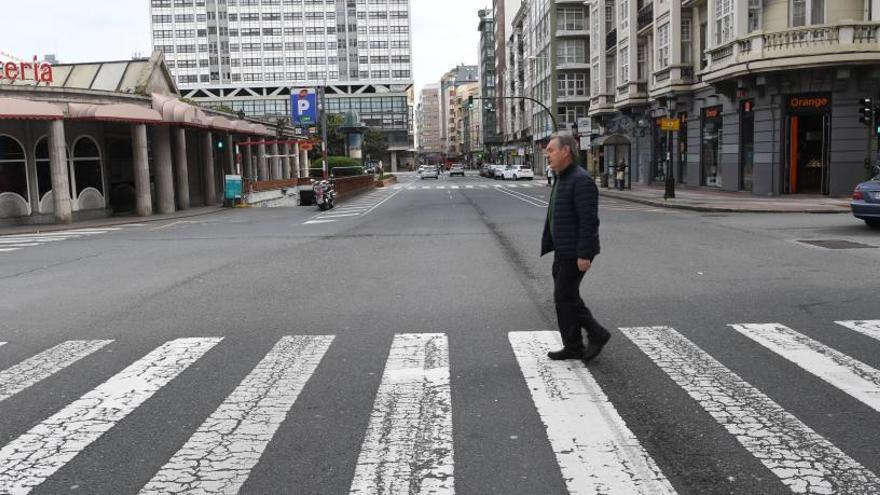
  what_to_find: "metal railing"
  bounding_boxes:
[606,29,617,51]
[637,3,654,31]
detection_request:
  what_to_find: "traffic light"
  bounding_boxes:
[467,96,474,109]
[859,97,873,126]
[874,105,880,136]
[217,140,225,150]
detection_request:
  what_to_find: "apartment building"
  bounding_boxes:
[439,65,479,159]
[525,0,590,169]
[416,83,442,159]
[478,9,502,154]
[589,0,880,196]
[149,0,415,168]
[459,82,484,163]
[501,0,533,165]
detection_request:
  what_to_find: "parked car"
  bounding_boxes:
[449,164,465,177]
[492,165,506,180]
[480,164,494,177]
[503,165,534,181]
[851,174,880,228]
[421,166,440,179]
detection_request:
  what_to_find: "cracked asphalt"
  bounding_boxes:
[0,172,879,494]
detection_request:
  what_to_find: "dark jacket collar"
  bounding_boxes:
[557,160,578,178]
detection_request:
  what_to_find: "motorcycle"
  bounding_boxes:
[312,178,336,211]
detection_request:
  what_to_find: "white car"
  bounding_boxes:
[421,166,440,179]
[503,165,534,180]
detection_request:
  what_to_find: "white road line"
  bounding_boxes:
[0,243,40,248]
[0,337,222,494]
[0,340,113,403]
[349,333,453,495]
[507,184,519,188]
[304,220,336,225]
[621,326,880,494]
[421,186,431,190]
[450,185,459,189]
[0,248,21,252]
[465,185,474,189]
[0,238,63,243]
[836,320,880,342]
[730,323,880,413]
[141,335,334,494]
[495,186,548,208]
[362,186,406,216]
[509,332,676,494]
[320,213,363,219]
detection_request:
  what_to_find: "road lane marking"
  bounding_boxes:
[836,320,880,342]
[621,326,880,494]
[0,340,113,403]
[0,248,21,252]
[349,333,453,495]
[465,185,474,189]
[495,186,548,208]
[0,243,39,248]
[141,335,334,494]
[730,323,880,413]
[509,331,676,494]
[304,220,336,225]
[0,337,222,494]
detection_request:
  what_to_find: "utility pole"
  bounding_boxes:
[321,85,328,179]
[859,97,874,179]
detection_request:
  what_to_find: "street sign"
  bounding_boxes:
[291,88,317,126]
[659,118,681,132]
[300,142,313,151]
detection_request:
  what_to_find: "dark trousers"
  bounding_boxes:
[552,258,606,350]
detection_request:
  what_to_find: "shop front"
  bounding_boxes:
[783,94,832,195]
[701,105,723,188]
[593,134,631,189]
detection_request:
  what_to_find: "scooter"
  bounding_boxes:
[312,178,336,211]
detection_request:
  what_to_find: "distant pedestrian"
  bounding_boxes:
[541,133,610,364]
[546,164,553,186]
[616,165,625,190]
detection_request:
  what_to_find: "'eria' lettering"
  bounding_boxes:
[0,56,54,83]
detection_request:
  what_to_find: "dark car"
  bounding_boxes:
[851,175,880,228]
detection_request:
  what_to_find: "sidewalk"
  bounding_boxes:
[0,205,226,237]
[600,184,852,213]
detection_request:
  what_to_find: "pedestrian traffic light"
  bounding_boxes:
[467,96,474,109]
[217,140,224,150]
[874,105,880,136]
[859,98,873,125]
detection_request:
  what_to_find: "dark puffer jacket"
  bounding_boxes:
[541,163,600,261]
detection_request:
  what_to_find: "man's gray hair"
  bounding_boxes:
[550,132,580,162]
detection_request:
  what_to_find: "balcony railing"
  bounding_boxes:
[637,3,654,32]
[606,29,617,51]
[702,23,880,82]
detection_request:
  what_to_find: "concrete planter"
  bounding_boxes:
[375,175,397,188]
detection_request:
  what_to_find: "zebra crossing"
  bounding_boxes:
[394,181,548,191]
[0,224,144,254]
[0,319,879,493]
[304,187,403,224]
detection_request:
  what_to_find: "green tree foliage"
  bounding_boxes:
[363,127,388,160]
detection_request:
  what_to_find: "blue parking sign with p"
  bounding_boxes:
[292,88,317,126]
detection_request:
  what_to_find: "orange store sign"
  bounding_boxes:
[788,95,830,111]
[0,56,54,83]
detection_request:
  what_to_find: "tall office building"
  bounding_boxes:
[438,64,479,159]
[478,9,501,154]
[149,0,415,167]
[416,83,442,159]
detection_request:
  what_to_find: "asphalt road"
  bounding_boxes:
[0,171,878,494]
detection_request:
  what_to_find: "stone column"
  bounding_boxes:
[291,143,300,179]
[173,127,190,210]
[243,144,254,180]
[48,119,72,224]
[301,147,310,178]
[281,143,291,179]
[132,123,152,217]
[391,151,398,173]
[257,143,268,180]
[153,126,176,214]
[270,143,281,179]
[225,134,235,176]
[203,131,217,205]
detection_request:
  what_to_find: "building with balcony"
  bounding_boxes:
[458,82,484,164]
[525,0,591,170]
[588,0,880,197]
[439,65,479,161]
[502,1,534,165]
[149,0,416,170]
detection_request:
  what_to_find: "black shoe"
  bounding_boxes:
[547,348,584,360]
[582,330,611,363]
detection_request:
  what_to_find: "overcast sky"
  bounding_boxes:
[1,0,481,99]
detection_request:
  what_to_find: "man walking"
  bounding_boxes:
[541,133,611,364]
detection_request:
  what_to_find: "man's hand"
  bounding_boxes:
[577,258,591,272]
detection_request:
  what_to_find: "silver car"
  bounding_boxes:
[421,166,440,179]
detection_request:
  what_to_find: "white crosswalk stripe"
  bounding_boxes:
[0,319,878,493]
[730,323,880,412]
[0,337,222,494]
[621,325,880,494]
[836,320,880,342]
[509,331,676,494]
[141,335,334,494]
[0,225,141,255]
[349,333,454,494]
[0,340,113,403]
[304,188,402,224]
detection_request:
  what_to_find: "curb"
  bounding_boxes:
[0,207,227,237]
[599,190,850,214]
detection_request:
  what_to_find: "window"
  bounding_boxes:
[558,39,586,64]
[790,0,824,27]
[557,8,586,31]
[657,23,670,69]
[72,137,104,198]
[0,135,29,203]
[637,41,647,80]
[681,17,693,65]
[748,0,762,32]
[715,0,734,45]
[618,0,629,33]
[618,44,629,84]
[557,73,586,97]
